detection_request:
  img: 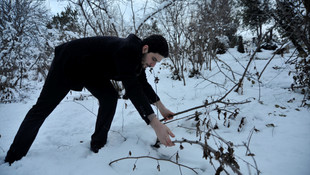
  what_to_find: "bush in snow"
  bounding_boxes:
[237,36,245,53]
[274,0,310,106]
[291,56,310,106]
[0,0,50,102]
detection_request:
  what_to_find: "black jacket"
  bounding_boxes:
[54,34,159,124]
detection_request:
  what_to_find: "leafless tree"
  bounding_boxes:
[156,0,189,85]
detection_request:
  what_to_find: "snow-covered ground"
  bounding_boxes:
[0,48,309,175]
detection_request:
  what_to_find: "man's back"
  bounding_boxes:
[54,34,143,90]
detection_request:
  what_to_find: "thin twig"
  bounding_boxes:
[234,153,261,175]
[173,139,242,175]
[227,50,247,70]
[159,84,251,122]
[130,0,137,34]
[73,100,96,116]
[0,145,5,153]
[246,127,255,156]
[258,42,287,80]
[242,142,260,175]
[72,100,127,141]
[200,71,227,89]
[136,0,176,33]
[214,55,236,81]
[177,125,233,146]
[162,112,201,123]
[284,48,298,64]
[90,1,119,36]
[109,155,198,174]
[235,25,276,93]
[74,0,99,35]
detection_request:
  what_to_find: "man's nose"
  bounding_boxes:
[152,62,156,67]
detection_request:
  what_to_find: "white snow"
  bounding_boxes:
[1,48,310,175]
[0,1,309,174]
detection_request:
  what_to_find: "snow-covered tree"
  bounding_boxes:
[47,5,83,43]
[185,0,237,76]
[75,0,121,36]
[239,0,272,42]
[156,0,189,85]
[0,0,50,102]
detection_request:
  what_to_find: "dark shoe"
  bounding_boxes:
[90,144,101,153]
[5,150,19,165]
[90,141,105,153]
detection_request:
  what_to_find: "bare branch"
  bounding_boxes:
[136,0,176,33]
[89,0,119,36]
[75,0,99,35]
[163,112,202,124]
[87,1,105,35]
[130,0,137,34]
[214,55,237,82]
[160,84,251,122]
[235,25,277,93]
[173,139,242,175]
[258,42,288,80]
[109,155,198,174]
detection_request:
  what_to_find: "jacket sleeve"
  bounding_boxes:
[122,77,154,124]
[138,70,160,104]
[116,36,157,124]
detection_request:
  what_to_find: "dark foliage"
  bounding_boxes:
[274,0,310,105]
[237,36,245,53]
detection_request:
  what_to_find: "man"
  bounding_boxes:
[5,34,175,165]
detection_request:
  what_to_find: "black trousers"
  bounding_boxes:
[5,65,118,163]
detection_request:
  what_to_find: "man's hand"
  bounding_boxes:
[150,117,175,147]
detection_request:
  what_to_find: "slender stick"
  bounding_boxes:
[258,42,287,80]
[109,156,198,174]
[160,83,240,122]
[235,26,276,93]
[173,140,242,175]
[162,112,201,124]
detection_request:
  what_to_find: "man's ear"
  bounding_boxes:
[142,45,149,54]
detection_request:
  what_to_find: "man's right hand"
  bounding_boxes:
[150,117,175,147]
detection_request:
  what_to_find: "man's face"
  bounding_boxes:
[141,52,164,68]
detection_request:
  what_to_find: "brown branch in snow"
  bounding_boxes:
[213,54,237,82]
[173,139,242,175]
[109,155,198,174]
[235,25,276,93]
[258,42,287,80]
[160,83,251,123]
[163,112,201,124]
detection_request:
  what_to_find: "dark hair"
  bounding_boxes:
[142,35,169,57]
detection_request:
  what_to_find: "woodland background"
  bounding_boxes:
[0,1,310,174]
[0,0,309,104]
